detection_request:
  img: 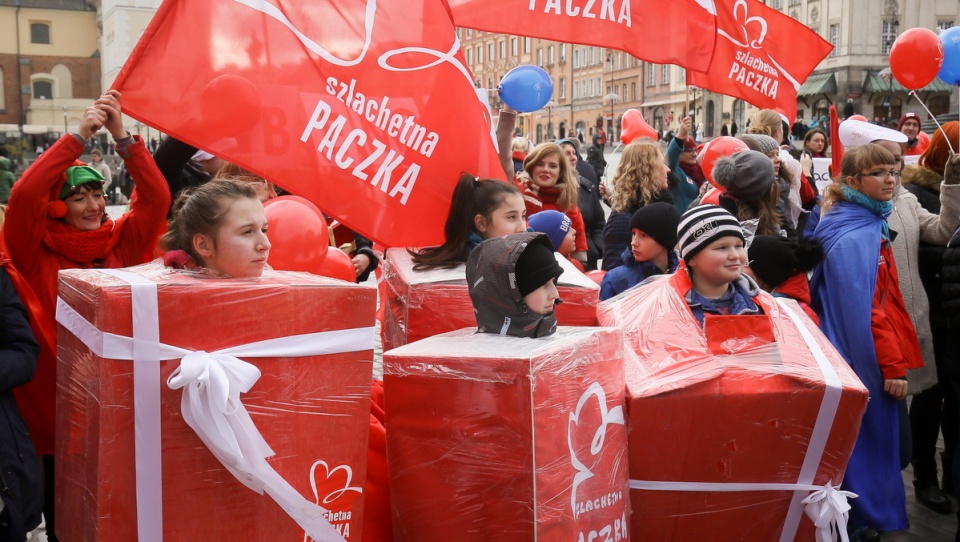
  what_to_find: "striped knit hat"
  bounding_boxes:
[676,205,745,263]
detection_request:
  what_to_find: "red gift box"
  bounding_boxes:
[598,273,869,542]
[55,264,376,541]
[380,248,599,351]
[383,327,629,541]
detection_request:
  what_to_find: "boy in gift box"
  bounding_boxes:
[675,205,764,327]
[466,232,564,338]
[527,210,580,268]
[599,202,680,301]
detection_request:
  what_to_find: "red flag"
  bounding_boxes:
[688,0,832,120]
[830,105,842,176]
[448,0,717,72]
[113,0,503,248]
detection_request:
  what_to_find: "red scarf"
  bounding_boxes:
[43,217,117,265]
[524,181,564,207]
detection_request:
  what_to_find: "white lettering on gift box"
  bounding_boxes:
[568,381,626,519]
[578,511,629,542]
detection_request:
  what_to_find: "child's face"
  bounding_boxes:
[195,197,271,278]
[631,229,667,263]
[477,193,527,238]
[688,235,746,289]
[559,227,577,255]
[523,279,560,315]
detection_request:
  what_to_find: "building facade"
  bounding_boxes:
[0,0,101,146]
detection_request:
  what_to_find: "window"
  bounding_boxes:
[560,44,566,62]
[466,29,472,37]
[589,79,594,97]
[487,43,493,61]
[524,37,531,54]
[574,49,580,68]
[32,80,52,99]
[940,20,955,31]
[537,48,542,66]
[466,49,472,65]
[499,40,505,59]
[477,46,483,64]
[829,23,840,57]
[511,37,518,56]
[647,64,655,86]
[559,77,566,99]
[631,82,637,101]
[772,0,782,8]
[661,65,669,84]
[548,46,554,64]
[881,20,898,55]
[622,84,627,99]
[30,22,50,44]
[789,0,800,5]
[679,68,685,83]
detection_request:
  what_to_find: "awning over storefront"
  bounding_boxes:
[798,73,837,97]
[640,97,683,108]
[863,71,952,93]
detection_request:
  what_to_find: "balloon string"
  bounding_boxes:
[910,89,956,155]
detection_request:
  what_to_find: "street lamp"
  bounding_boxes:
[607,53,613,143]
[62,106,68,135]
[689,86,699,126]
[543,100,558,141]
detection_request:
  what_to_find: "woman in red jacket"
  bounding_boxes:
[1,90,169,541]
[520,142,588,263]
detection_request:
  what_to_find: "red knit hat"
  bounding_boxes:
[898,112,921,131]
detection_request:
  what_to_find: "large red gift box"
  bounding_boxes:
[598,272,869,541]
[384,327,629,540]
[55,264,376,541]
[380,248,599,351]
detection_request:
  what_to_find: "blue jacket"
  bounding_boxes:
[600,248,678,301]
[666,138,700,213]
[683,274,762,327]
[0,266,42,541]
[810,201,907,532]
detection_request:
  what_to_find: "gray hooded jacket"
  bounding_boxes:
[466,233,560,338]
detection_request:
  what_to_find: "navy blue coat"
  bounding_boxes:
[0,266,42,542]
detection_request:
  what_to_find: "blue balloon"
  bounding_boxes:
[497,65,553,113]
[938,26,960,85]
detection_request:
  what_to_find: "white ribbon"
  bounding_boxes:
[56,269,376,542]
[629,299,855,542]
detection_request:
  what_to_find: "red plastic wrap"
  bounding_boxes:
[383,327,629,541]
[55,263,376,541]
[380,248,599,351]
[598,273,869,542]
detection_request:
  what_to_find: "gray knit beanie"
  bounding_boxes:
[712,150,775,202]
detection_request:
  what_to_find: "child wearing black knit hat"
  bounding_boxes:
[746,235,824,325]
[676,205,764,326]
[599,202,680,301]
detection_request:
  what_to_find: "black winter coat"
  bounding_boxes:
[0,267,42,542]
[941,231,960,379]
[577,176,606,271]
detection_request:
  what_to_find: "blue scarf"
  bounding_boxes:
[841,185,893,240]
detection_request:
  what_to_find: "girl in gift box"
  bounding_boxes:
[519,143,589,264]
[159,180,393,542]
[1,91,170,542]
[466,232,564,338]
[599,203,681,301]
[411,173,526,270]
[809,143,924,539]
[745,235,823,325]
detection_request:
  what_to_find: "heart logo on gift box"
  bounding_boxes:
[568,382,626,518]
[309,459,363,505]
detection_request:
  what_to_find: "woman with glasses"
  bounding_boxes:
[810,144,924,541]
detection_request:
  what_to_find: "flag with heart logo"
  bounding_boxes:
[449,0,718,72]
[113,0,504,248]
[687,0,833,120]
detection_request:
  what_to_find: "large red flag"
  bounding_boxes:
[688,0,832,120]
[113,0,503,248]
[448,0,717,72]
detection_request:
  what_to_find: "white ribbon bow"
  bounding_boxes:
[802,483,858,542]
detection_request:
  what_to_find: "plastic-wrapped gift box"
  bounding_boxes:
[55,264,376,541]
[598,272,869,542]
[384,327,629,541]
[380,248,599,351]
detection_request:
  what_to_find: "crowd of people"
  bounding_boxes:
[1,88,960,542]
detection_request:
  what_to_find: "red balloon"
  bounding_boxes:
[620,109,657,144]
[200,75,262,134]
[263,196,330,274]
[916,130,931,153]
[317,248,357,282]
[890,28,944,90]
[696,137,749,189]
[585,270,606,286]
[848,114,868,122]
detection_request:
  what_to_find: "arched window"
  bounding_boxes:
[33,80,53,100]
[732,99,745,129]
[52,64,73,98]
[653,107,664,130]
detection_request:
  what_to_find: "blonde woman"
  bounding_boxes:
[521,142,587,261]
[601,140,673,271]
